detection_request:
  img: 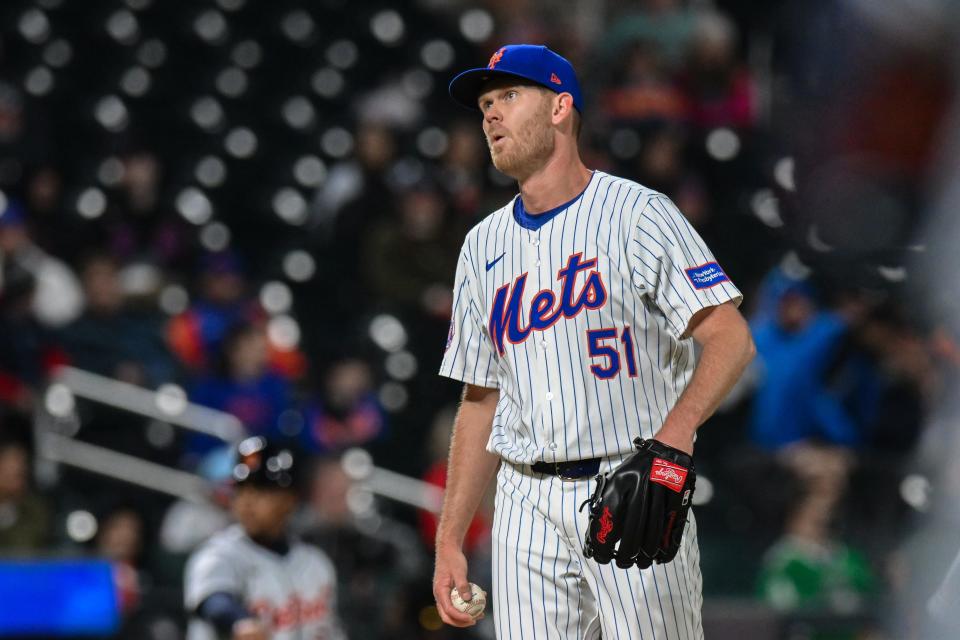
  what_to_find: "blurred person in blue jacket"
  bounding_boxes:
[750,276,862,450]
[185,323,291,467]
[167,250,306,381]
[167,250,261,374]
[299,358,385,455]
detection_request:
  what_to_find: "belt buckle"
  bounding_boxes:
[556,462,580,482]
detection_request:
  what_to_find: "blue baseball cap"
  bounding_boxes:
[449,44,583,113]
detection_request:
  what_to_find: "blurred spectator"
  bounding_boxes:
[121,152,162,217]
[312,121,398,319]
[485,0,563,47]
[111,151,192,266]
[749,277,862,450]
[0,198,83,327]
[439,121,487,219]
[678,11,756,130]
[843,307,932,452]
[167,250,262,373]
[21,164,93,268]
[757,446,877,617]
[313,121,396,236]
[60,254,177,387]
[631,126,707,213]
[0,82,26,190]
[418,405,492,558]
[362,181,459,320]
[602,0,697,72]
[25,165,61,218]
[167,250,305,379]
[0,81,49,189]
[23,165,75,259]
[186,323,291,463]
[0,438,50,553]
[96,506,146,615]
[600,40,688,126]
[0,259,67,413]
[160,463,233,557]
[301,358,385,454]
[299,456,427,640]
[160,495,232,557]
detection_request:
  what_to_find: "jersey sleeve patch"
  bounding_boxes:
[684,262,729,290]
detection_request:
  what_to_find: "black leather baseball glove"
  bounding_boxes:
[581,438,695,569]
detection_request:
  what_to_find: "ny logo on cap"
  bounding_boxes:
[488,47,506,69]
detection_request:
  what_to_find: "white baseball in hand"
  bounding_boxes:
[450,583,487,619]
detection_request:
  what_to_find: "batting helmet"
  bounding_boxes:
[231,436,298,490]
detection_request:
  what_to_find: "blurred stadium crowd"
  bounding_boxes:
[0,0,959,638]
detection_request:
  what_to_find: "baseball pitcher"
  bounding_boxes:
[433,44,755,639]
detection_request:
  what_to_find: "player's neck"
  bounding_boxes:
[249,532,291,556]
[517,147,592,214]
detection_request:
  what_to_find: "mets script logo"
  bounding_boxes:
[488,253,607,356]
[488,47,506,69]
[650,458,688,493]
[596,506,614,543]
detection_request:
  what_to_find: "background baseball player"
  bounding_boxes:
[433,44,755,638]
[184,436,345,640]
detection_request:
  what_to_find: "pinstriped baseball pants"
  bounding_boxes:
[492,460,704,640]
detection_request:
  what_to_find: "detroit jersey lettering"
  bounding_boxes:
[440,171,742,465]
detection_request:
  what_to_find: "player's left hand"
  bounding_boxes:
[581,438,696,569]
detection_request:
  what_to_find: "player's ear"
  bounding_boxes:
[552,93,576,131]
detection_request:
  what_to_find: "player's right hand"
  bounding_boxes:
[232,618,268,640]
[433,543,479,627]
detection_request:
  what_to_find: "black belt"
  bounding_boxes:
[530,458,601,480]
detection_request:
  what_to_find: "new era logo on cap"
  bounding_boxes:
[448,44,583,113]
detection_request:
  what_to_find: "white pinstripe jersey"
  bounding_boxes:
[440,171,742,465]
[184,525,345,640]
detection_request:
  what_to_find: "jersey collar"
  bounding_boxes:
[248,532,292,556]
[512,171,595,231]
